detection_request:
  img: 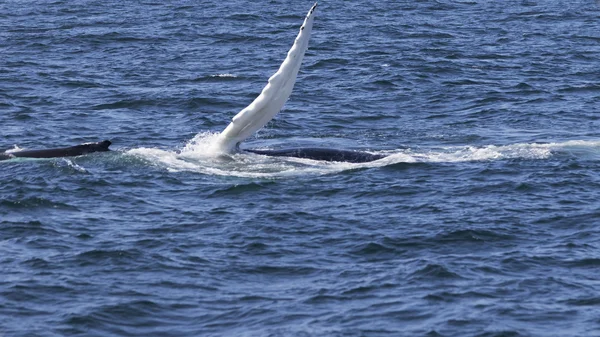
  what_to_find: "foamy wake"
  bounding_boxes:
[5,145,23,153]
[210,73,237,78]
[126,136,600,178]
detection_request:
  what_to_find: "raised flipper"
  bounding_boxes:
[216,3,318,152]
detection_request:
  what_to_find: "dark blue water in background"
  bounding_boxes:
[2,1,600,336]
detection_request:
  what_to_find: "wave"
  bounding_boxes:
[125,135,600,178]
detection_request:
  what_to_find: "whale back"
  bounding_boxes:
[0,140,111,160]
[245,148,385,163]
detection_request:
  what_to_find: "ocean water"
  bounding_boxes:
[2,0,600,336]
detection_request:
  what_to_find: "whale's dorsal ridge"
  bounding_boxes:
[216,3,318,153]
[0,140,111,161]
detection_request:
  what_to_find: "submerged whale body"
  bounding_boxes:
[0,140,111,161]
[245,148,385,163]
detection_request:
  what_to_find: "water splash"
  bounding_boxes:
[5,145,23,153]
[126,136,600,178]
[180,131,227,158]
[56,158,88,173]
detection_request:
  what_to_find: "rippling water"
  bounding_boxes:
[2,1,600,336]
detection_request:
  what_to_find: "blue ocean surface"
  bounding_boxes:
[2,0,600,336]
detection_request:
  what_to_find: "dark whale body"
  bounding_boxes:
[245,148,386,163]
[0,140,111,161]
[0,140,384,163]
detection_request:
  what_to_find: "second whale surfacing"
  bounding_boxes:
[0,140,111,161]
[216,3,386,163]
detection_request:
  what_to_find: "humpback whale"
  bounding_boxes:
[216,2,385,163]
[2,3,384,164]
[0,140,111,161]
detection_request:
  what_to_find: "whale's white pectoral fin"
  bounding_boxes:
[216,3,318,152]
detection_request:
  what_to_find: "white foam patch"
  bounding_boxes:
[210,73,237,78]
[546,139,600,160]
[57,158,88,173]
[418,143,553,163]
[125,137,600,178]
[5,145,23,153]
[179,132,225,158]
